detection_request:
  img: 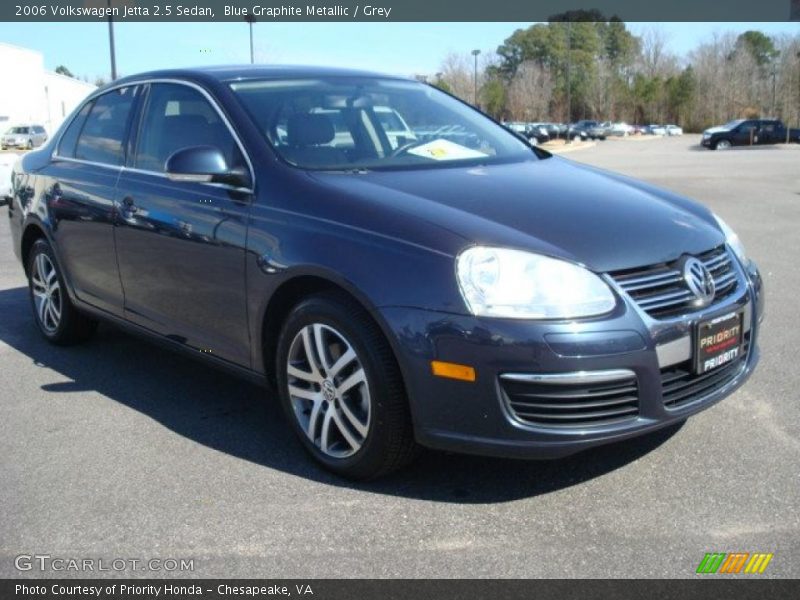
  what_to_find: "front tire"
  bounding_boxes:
[713,139,732,150]
[27,239,97,345]
[276,292,418,479]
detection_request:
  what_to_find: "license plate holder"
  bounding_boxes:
[694,311,744,374]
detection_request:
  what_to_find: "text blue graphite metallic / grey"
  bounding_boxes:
[6,66,763,479]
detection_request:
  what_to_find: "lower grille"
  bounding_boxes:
[661,332,751,409]
[500,371,639,428]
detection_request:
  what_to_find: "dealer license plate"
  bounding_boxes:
[695,311,744,374]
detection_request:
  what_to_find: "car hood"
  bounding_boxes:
[703,126,731,135]
[310,157,723,273]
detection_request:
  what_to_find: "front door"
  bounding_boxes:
[114,82,253,367]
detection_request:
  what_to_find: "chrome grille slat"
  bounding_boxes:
[708,258,731,272]
[638,289,694,308]
[623,275,684,292]
[704,253,729,268]
[617,270,681,288]
[714,271,736,287]
[501,372,639,428]
[510,385,637,400]
[509,395,638,410]
[610,246,740,319]
[512,405,638,421]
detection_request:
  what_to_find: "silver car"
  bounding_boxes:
[1,125,48,150]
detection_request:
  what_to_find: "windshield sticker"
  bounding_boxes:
[407,139,487,161]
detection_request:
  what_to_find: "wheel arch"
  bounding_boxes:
[20,221,49,276]
[257,271,404,391]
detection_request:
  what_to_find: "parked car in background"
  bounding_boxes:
[587,122,610,140]
[504,121,528,136]
[609,122,634,136]
[665,125,684,136]
[646,124,667,136]
[526,123,550,144]
[701,119,800,150]
[569,120,600,140]
[543,123,562,139]
[631,125,647,135]
[1,125,48,150]
[6,65,763,479]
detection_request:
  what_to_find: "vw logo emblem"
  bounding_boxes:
[683,257,716,305]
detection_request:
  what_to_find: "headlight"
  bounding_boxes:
[713,214,748,264]
[456,247,616,319]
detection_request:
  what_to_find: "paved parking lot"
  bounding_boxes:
[1,135,798,578]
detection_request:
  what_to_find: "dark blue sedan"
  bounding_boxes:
[6,66,763,479]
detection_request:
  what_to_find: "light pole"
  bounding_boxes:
[770,61,777,117]
[245,15,256,64]
[565,20,572,141]
[107,0,117,80]
[471,49,481,107]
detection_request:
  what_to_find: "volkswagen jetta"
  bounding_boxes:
[6,66,763,479]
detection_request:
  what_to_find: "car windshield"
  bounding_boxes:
[722,119,745,129]
[8,127,29,134]
[229,77,534,171]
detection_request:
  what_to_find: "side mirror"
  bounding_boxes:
[165,146,250,189]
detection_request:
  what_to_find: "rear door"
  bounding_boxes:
[114,82,253,366]
[756,120,778,144]
[44,86,141,316]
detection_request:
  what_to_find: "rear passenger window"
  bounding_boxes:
[57,101,93,158]
[75,87,136,166]
[133,83,245,173]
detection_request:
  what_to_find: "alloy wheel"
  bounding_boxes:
[31,252,62,333]
[716,140,731,150]
[286,323,371,459]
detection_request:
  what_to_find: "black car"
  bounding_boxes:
[567,120,599,140]
[7,66,763,479]
[701,119,800,150]
[525,123,550,144]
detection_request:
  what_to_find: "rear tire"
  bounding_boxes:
[27,239,97,345]
[276,291,418,479]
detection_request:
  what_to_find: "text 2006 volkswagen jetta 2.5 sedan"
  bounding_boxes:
[6,67,763,479]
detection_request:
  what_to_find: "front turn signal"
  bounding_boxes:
[431,360,476,382]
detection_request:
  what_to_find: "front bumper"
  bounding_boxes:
[378,258,763,459]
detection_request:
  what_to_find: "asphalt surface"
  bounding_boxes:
[1,135,798,578]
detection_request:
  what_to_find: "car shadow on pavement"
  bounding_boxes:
[0,286,683,504]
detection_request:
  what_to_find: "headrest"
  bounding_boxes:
[286,113,335,147]
[162,114,209,130]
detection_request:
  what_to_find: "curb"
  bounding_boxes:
[544,141,597,154]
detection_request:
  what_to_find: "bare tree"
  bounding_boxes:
[507,60,553,120]
[639,28,671,79]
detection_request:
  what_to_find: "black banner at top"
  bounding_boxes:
[4,0,800,22]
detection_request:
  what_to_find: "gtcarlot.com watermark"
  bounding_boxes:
[14,554,194,573]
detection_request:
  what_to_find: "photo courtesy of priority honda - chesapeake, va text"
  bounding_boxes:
[6,66,763,479]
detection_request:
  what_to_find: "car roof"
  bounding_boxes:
[108,64,411,88]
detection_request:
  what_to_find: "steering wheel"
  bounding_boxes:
[389,139,429,158]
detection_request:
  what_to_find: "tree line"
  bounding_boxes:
[429,13,800,132]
